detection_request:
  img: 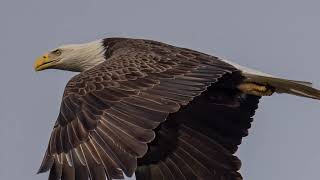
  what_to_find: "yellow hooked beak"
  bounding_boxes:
[34,53,55,71]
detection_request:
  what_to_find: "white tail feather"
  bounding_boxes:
[243,73,320,100]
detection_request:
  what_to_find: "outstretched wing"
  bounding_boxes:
[136,73,260,180]
[38,38,249,180]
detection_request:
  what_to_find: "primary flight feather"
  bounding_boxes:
[34,37,320,180]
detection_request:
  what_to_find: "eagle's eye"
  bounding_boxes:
[52,49,62,56]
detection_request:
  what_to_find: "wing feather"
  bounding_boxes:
[39,38,256,180]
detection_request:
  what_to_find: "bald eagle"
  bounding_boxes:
[34,38,320,180]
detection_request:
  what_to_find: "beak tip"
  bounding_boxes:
[33,64,40,72]
[34,54,48,72]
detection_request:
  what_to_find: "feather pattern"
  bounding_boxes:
[39,38,261,180]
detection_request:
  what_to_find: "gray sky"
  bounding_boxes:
[1,0,320,179]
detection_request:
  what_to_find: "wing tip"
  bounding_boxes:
[37,153,54,174]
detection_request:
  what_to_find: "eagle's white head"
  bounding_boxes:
[34,40,105,72]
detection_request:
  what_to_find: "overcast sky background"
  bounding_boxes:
[1,1,320,180]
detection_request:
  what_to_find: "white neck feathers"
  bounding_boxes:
[58,40,106,72]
